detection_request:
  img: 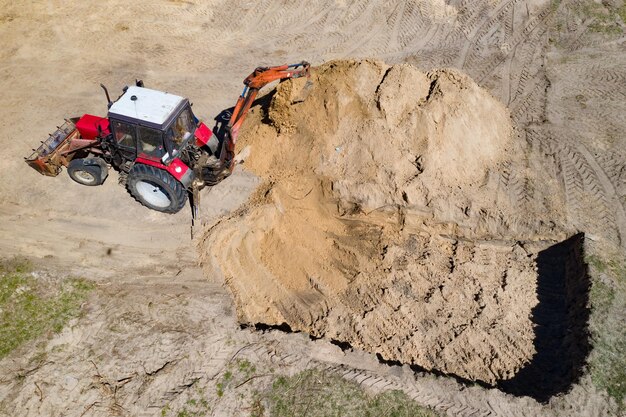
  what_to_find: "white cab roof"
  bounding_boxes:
[108,86,185,126]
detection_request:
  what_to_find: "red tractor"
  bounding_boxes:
[26,62,310,214]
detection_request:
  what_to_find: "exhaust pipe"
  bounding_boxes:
[100,84,113,108]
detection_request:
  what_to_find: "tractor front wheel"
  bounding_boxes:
[67,158,107,186]
[127,164,187,213]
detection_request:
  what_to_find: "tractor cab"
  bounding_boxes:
[107,86,198,166]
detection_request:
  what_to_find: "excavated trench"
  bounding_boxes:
[500,233,591,400]
[198,60,591,399]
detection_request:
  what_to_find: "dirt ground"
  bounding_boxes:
[0,0,625,416]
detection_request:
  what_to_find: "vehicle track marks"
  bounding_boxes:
[325,364,494,417]
[574,145,626,247]
[556,142,623,245]
[477,7,552,84]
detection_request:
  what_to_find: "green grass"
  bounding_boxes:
[576,0,625,34]
[163,358,258,417]
[264,369,439,417]
[162,387,211,417]
[0,258,93,360]
[163,365,438,417]
[549,0,625,37]
[550,0,562,13]
[586,254,626,409]
[619,3,626,24]
[588,20,623,34]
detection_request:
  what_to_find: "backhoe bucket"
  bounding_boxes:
[25,120,78,176]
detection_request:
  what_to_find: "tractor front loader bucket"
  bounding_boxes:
[25,120,79,176]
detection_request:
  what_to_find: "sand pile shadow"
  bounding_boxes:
[499,233,591,401]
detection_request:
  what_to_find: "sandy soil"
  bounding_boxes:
[201,60,567,385]
[0,0,624,416]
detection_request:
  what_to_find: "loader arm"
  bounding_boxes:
[219,61,310,172]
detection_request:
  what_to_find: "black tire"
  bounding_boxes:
[67,158,106,186]
[127,164,187,214]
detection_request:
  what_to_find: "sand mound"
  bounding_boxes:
[245,60,517,222]
[199,60,568,385]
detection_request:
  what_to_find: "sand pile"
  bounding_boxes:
[199,60,566,385]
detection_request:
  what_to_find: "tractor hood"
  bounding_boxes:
[194,122,213,147]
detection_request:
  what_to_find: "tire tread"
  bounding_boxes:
[127,164,187,214]
[67,158,103,186]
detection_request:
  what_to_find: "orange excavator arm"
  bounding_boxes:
[220,61,310,171]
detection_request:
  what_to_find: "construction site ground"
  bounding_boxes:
[0,0,625,416]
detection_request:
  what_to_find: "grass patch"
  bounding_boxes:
[215,358,258,398]
[0,258,93,360]
[162,398,211,417]
[619,3,626,24]
[577,0,625,34]
[586,253,626,409]
[163,365,439,416]
[588,20,623,34]
[264,369,439,417]
[550,0,625,38]
[162,386,211,417]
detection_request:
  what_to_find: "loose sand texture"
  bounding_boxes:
[200,60,574,385]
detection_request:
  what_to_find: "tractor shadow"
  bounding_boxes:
[498,232,591,402]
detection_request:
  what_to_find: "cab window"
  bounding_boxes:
[170,107,196,148]
[138,126,165,158]
[112,120,135,148]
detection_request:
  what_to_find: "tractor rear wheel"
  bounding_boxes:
[67,158,107,186]
[127,164,187,213]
